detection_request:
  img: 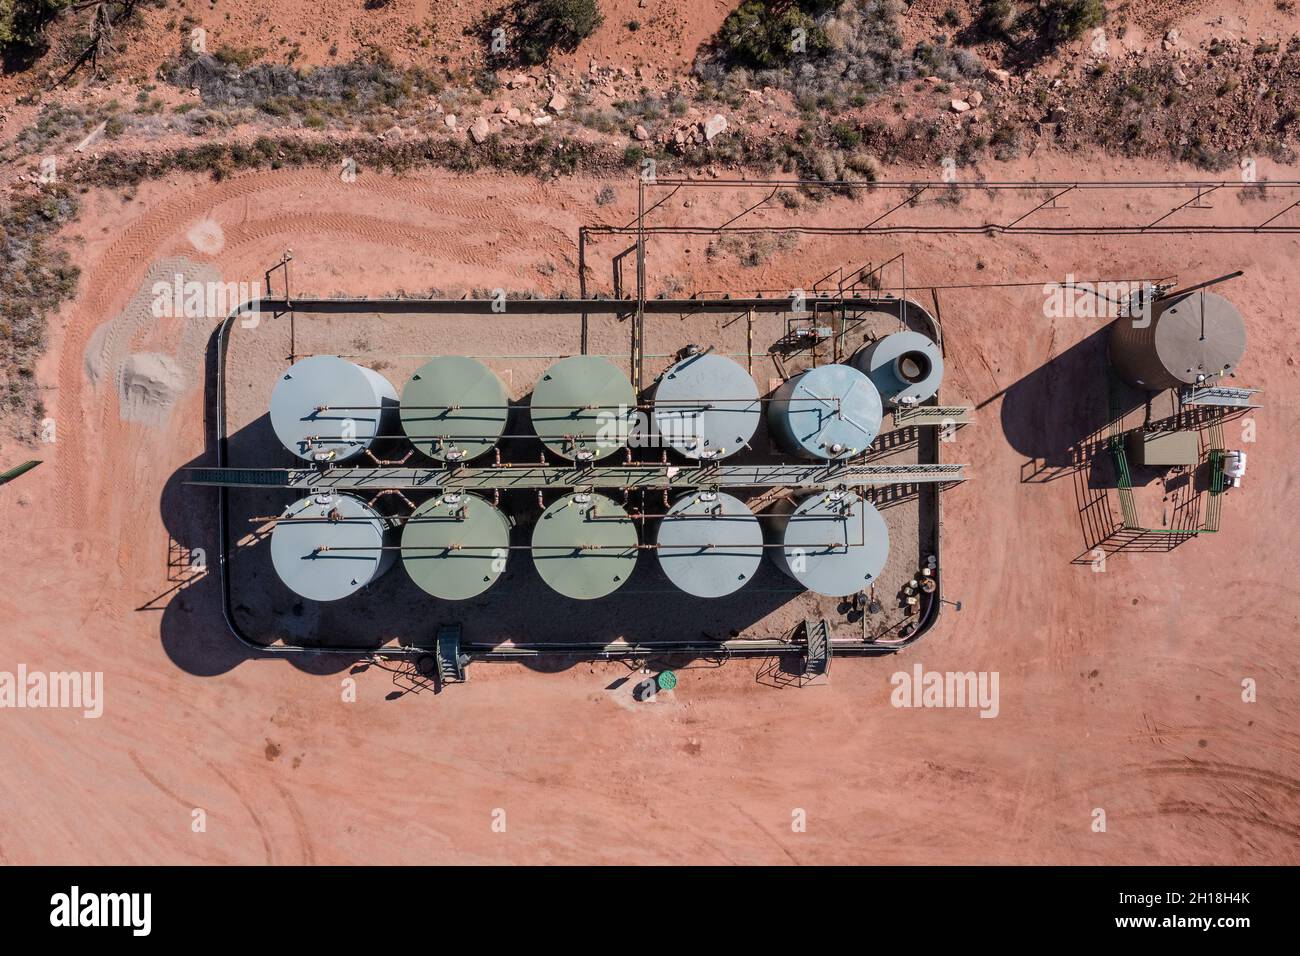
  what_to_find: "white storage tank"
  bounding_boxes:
[851,330,945,407]
[270,355,398,463]
[767,364,883,460]
[651,352,760,459]
[270,492,398,601]
[654,491,763,598]
[766,490,889,596]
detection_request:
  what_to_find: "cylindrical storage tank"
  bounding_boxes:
[400,357,508,463]
[530,356,636,461]
[270,355,398,463]
[851,330,945,406]
[531,493,638,600]
[654,491,763,598]
[401,492,511,600]
[1108,291,1246,391]
[767,491,889,597]
[270,492,397,601]
[652,353,760,459]
[766,364,883,460]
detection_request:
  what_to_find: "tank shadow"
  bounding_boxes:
[999,325,1211,560]
[1002,326,1146,485]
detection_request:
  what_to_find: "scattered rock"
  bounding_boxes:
[548,92,568,113]
[987,67,1011,84]
[950,99,971,113]
[633,123,650,141]
[506,107,521,122]
[924,76,942,85]
[532,114,553,127]
[968,91,983,108]
[444,113,457,130]
[383,125,403,140]
[469,117,490,144]
[703,113,727,140]
[1172,63,1189,86]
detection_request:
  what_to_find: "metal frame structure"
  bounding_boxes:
[1107,369,1230,537]
[207,173,1285,670]
[613,177,1300,238]
[199,293,963,666]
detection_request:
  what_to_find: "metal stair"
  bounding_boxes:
[802,618,832,683]
[839,462,969,484]
[893,405,975,427]
[1180,385,1262,409]
[435,624,467,686]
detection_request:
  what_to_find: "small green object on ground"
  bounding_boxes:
[0,460,41,486]
[657,670,677,691]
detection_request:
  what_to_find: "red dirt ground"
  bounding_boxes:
[0,151,1297,864]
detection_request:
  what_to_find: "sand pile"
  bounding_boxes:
[118,353,187,424]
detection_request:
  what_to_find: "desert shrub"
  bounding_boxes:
[976,0,1014,36]
[0,0,68,61]
[170,53,442,117]
[1042,0,1103,42]
[0,184,80,430]
[715,0,832,70]
[212,45,264,68]
[511,0,604,65]
[974,0,1101,53]
[699,0,979,110]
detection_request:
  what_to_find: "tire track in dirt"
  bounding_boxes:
[272,779,317,865]
[1099,756,1300,849]
[129,749,199,811]
[1153,802,1300,843]
[55,167,583,526]
[202,758,276,865]
[222,212,528,264]
[55,169,337,519]
[346,175,532,225]
[1141,758,1300,797]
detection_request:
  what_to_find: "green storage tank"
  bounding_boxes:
[530,356,636,461]
[401,493,512,600]
[532,493,639,599]
[400,357,508,463]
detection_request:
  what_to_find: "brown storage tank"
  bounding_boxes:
[1108,291,1246,391]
